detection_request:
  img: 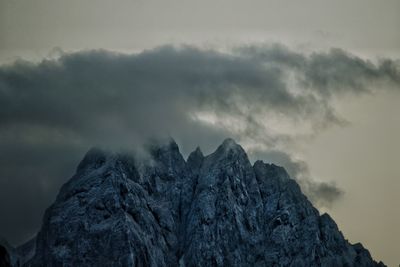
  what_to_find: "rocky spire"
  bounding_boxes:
[187,146,204,171]
[215,138,245,154]
[76,147,108,173]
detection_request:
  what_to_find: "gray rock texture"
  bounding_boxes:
[14,138,385,267]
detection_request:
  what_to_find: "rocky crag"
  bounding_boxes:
[3,139,385,266]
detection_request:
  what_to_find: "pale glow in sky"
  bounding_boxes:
[306,90,400,266]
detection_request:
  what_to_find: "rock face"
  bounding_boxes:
[0,245,11,267]
[0,237,19,267]
[17,139,384,266]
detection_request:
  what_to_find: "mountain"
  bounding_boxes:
[3,138,385,266]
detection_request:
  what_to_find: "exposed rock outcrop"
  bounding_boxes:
[15,139,384,267]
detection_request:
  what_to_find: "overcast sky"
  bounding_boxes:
[0,0,399,266]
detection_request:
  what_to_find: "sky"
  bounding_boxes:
[0,0,399,265]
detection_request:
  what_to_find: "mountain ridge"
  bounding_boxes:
[1,138,385,266]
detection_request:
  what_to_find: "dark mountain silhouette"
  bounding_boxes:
[2,139,385,266]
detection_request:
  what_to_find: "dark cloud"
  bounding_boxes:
[0,44,398,245]
[301,180,344,209]
[237,44,400,95]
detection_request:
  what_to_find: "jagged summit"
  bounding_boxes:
[206,138,249,168]
[4,138,385,267]
[253,160,291,182]
[76,147,109,172]
[187,146,204,171]
[217,137,244,153]
[221,137,237,146]
[189,146,203,158]
[146,137,179,152]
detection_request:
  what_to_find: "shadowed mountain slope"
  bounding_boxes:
[7,139,384,267]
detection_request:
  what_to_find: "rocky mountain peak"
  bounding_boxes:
[147,139,181,164]
[6,138,385,267]
[189,146,203,158]
[204,138,249,169]
[145,138,186,178]
[76,147,109,173]
[216,138,244,154]
[187,146,204,171]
